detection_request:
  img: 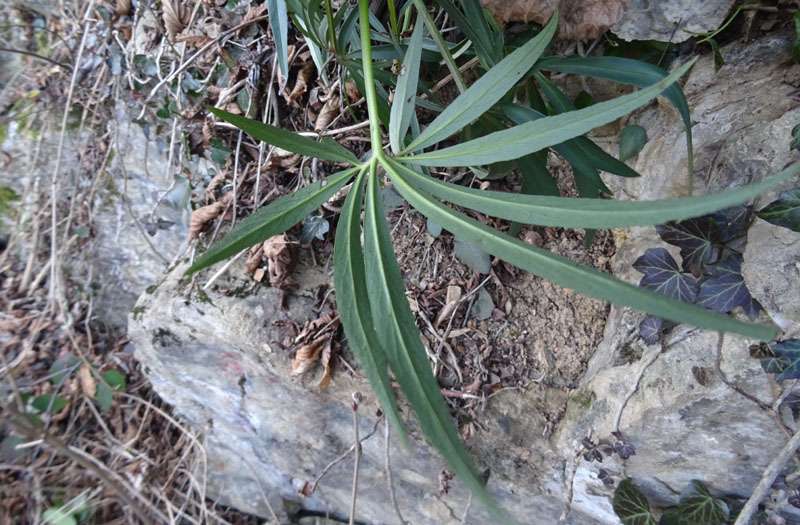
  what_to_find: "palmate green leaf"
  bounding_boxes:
[389,11,424,154]
[186,166,359,274]
[400,8,557,154]
[208,107,358,164]
[502,102,611,195]
[756,187,800,232]
[613,480,657,525]
[384,157,777,340]
[333,167,408,446]
[659,480,728,525]
[268,0,289,80]
[389,156,800,230]
[401,59,695,167]
[362,164,507,521]
[538,56,694,185]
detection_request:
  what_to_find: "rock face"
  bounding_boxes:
[90,107,191,326]
[612,0,738,43]
[130,262,593,524]
[130,34,800,524]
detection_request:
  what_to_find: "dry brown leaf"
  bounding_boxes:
[479,0,626,40]
[435,285,462,327]
[238,3,268,36]
[78,363,97,399]
[204,170,227,201]
[175,34,214,49]
[253,267,266,282]
[344,81,361,101]
[188,193,230,241]
[317,342,333,391]
[162,0,191,41]
[263,234,296,287]
[314,94,339,132]
[285,61,316,106]
[115,0,131,17]
[243,242,264,274]
[291,334,329,376]
[295,311,338,344]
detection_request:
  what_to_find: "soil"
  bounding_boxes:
[388,155,615,400]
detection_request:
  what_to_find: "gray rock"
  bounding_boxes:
[612,0,737,43]
[90,104,191,326]
[743,219,800,337]
[130,261,601,524]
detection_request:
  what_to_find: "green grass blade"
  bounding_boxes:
[385,158,777,340]
[363,163,509,520]
[186,166,359,274]
[208,107,359,164]
[400,59,695,167]
[388,157,800,229]
[389,10,424,154]
[334,167,409,446]
[400,8,557,154]
[539,56,695,189]
[268,0,289,80]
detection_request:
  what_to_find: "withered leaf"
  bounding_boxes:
[162,0,191,41]
[78,363,97,399]
[238,3,268,36]
[479,0,626,40]
[188,193,231,241]
[315,94,340,132]
[291,334,329,376]
[263,234,296,287]
[285,61,316,106]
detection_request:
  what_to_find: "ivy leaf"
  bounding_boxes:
[633,248,698,303]
[756,187,800,232]
[639,315,663,344]
[618,124,648,162]
[209,137,233,165]
[659,480,728,525]
[300,212,330,244]
[791,124,800,152]
[454,237,491,275]
[709,205,751,242]
[613,479,657,525]
[656,217,721,274]
[472,288,495,320]
[773,340,800,381]
[696,254,761,319]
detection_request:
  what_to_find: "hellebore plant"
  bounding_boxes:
[187,2,797,517]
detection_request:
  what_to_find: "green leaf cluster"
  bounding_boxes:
[187,2,797,519]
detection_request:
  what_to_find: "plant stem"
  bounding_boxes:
[324,0,339,56]
[414,0,467,93]
[387,0,399,42]
[358,0,384,154]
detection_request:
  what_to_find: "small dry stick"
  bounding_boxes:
[734,426,800,525]
[384,418,408,525]
[350,392,362,525]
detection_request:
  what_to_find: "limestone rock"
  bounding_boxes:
[130,261,599,524]
[743,219,800,337]
[612,0,738,43]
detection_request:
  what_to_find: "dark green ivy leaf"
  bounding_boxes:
[656,217,721,274]
[209,137,233,165]
[659,480,728,525]
[300,212,330,244]
[791,124,800,152]
[756,187,800,232]
[633,248,699,303]
[639,315,663,344]
[32,394,69,414]
[773,340,800,382]
[613,479,657,525]
[709,205,751,242]
[696,254,761,319]
[618,125,648,162]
